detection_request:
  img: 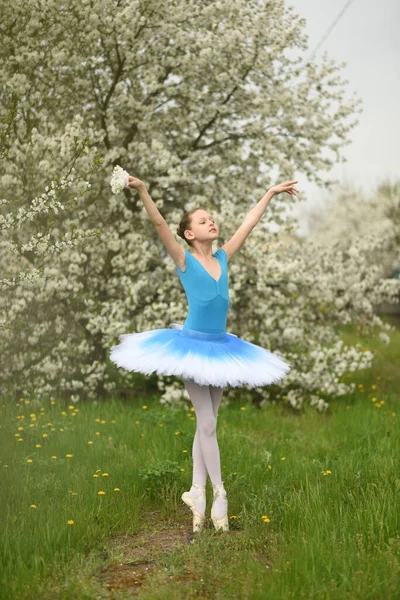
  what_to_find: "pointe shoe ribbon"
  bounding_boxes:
[211,482,229,532]
[181,483,206,532]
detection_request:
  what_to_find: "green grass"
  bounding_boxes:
[0,324,399,599]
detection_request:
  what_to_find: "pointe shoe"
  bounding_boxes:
[211,482,229,532]
[181,483,207,532]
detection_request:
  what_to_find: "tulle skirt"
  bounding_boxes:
[109,322,291,388]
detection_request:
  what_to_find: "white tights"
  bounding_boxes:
[183,378,227,518]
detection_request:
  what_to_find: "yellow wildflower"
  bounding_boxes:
[30,504,37,509]
[42,433,48,438]
[27,459,33,463]
[67,520,74,525]
[102,473,109,477]
[240,407,246,411]
[88,441,93,445]
[97,491,105,495]
[51,456,57,459]
[93,474,99,478]
[142,405,147,409]
[114,488,120,492]
[65,454,73,458]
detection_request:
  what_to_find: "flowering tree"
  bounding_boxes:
[2,0,397,409]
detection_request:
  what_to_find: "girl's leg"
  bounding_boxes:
[183,378,222,485]
[189,384,225,486]
[183,379,227,519]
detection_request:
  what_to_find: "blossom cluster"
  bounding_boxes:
[110,165,129,194]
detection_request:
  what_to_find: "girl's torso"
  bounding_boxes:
[175,248,230,334]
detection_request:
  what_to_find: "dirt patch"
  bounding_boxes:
[97,510,194,594]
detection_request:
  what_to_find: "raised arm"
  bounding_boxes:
[125,176,185,269]
[221,180,299,261]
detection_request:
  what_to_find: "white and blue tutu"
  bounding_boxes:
[110,322,291,388]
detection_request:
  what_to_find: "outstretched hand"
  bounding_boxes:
[124,175,146,191]
[270,180,299,196]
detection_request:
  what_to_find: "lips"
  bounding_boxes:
[210,228,217,232]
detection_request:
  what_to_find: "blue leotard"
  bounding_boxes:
[175,248,229,334]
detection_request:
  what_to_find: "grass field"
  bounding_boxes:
[1,323,399,599]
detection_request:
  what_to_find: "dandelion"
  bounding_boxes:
[65,454,73,458]
[95,432,100,435]
[114,488,120,492]
[135,420,140,424]
[159,423,163,427]
[180,468,185,472]
[30,504,37,509]
[110,420,116,424]
[27,459,33,463]
[18,438,24,442]
[110,165,129,194]
[95,418,101,422]
[101,420,106,424]
[230,515,238,519]
[281,457,286,461]
[68,405,74,410]
[190,417,195,421]
[190,407,195,412]
[98,491,105,495]
[96,469,101,473]
[102,473,109,477]
[61,411,67,416]
[262,515,271,522]
[88,441,93,445]
[35,444,41,448]
[42,433,48,438]
[183,450,188,453]
[93,474,99,478]
[59,428,64,432]
[267,465,272,470]
[175,431,180,435]
[67,520,74,525]
[240,407,246,411]
[51,401,55,405]
[17,427,23,431]
[14,433,20,437]
[51,456,57,459]
[372,397,377,402]
[142,405,147,409]
[371,384,377,390]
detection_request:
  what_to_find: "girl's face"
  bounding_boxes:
[185,210,218,243]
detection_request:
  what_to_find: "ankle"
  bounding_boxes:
[212,482,227,497]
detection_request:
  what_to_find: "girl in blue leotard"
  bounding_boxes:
[110,174,299,533]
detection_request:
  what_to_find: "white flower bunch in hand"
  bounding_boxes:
[110,165,130,194]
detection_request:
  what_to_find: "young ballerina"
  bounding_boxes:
[110,174,298,533]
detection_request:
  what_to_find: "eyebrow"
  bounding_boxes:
[198,216,214,221]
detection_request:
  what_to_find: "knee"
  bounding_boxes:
[199,415,217,438]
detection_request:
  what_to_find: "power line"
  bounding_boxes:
[303,0,357,65]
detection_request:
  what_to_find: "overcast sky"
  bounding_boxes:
[284,0,399,236]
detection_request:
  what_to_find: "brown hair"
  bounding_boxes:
[176,209,200,247]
